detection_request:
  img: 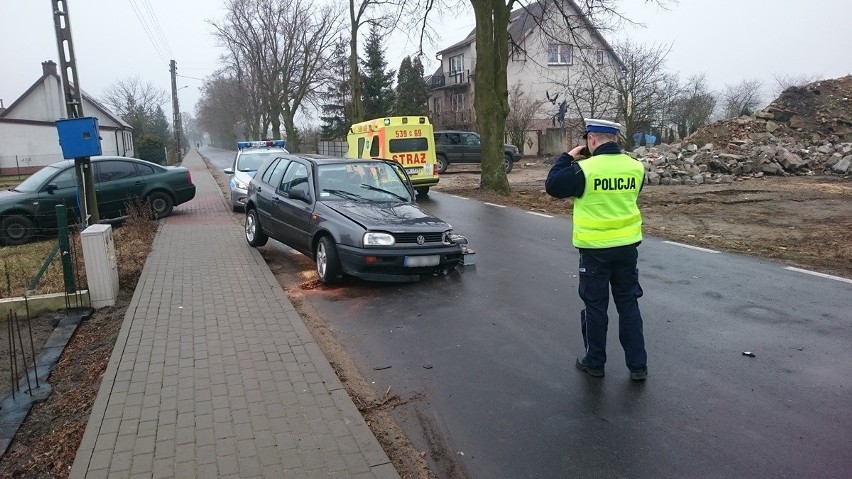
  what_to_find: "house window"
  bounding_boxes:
[449,54,464,74]
[432,97,442,113]
[548,44,573,65]
[449,54,465,84]
[451,93,465,111]
[596,50,604,65]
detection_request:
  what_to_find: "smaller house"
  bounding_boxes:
[0,61,133,175]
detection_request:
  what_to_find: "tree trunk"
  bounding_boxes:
[471,0,511,194]
[349,11,364,122]
[270,105,282,141]
[282,114,299,153]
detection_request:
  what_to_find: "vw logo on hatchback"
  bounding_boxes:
[417,235,426,245]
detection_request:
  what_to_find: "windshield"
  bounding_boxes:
[317,163,411,202]
[13,164,66,192]
[236,151,284,172]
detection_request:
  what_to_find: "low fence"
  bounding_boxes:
[0,153,62,177]
[317,141,348,157]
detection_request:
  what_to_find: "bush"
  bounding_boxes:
[136,134,167,164]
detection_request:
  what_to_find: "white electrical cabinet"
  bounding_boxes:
[81,224,120,308]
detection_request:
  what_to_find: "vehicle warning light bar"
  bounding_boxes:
[237,140,286,150]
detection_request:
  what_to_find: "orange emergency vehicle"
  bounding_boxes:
[346,116,439,196]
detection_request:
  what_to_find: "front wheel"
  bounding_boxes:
[503,154,515,174]
[0,215,35,246]
[436,155,448,174]
[245,208,268,247]
[316,236,342,283]
[147,191,174,218]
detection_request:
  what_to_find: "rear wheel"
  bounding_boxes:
[316,236,342,283]
[416,187,430,197]
[147,191,174,218]
[503,154,514,174]
[436,155,448,174]
[1,215,35,246]
[245,208,268,247]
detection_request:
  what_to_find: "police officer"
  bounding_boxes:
[545,119,648,381]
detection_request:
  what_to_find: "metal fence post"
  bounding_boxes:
[56,205,76,294]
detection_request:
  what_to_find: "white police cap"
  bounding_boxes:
[584,118,623,135]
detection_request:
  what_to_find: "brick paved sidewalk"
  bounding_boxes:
[71,150,399,478]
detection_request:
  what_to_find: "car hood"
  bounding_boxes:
[234,170,256,184]
[323,201,451,232]
[0,189,25,203]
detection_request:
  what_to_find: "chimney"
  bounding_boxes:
[42,60,58,76]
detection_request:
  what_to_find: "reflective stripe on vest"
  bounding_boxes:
[573,153,644,248]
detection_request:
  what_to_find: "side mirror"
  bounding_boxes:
[45,184,58,193]
[289,185,311,203]
[224,167,234,175]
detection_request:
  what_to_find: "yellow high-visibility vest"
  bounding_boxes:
[573,153,644,248]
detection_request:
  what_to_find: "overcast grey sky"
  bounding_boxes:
[1,0,849,124]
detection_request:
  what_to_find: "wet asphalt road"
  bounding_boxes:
[201,148,852,478]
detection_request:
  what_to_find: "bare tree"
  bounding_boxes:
[721,79,763,118]
[600,40,676,149]
[771,72,822,98]
[670,73,716,140]
[195,73,245,147]
[211,0,283,139]
[101,76,167,116]
[212,0,340,151]
[278,1,340,151]
[506,83,545,154]
[561,61,621,124]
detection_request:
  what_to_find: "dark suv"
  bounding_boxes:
[434,130,521,174]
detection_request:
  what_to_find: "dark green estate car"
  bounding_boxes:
[0,156,196,245]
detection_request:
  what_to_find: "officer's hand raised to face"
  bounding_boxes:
[569,144,589,159]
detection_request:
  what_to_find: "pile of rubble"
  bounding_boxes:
[631,75,852,185]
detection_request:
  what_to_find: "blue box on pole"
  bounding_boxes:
[56,117,102,159]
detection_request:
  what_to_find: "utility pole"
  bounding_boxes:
[170,59,183,163]
[52,0,100,224]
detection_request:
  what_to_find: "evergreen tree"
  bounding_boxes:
[149,105,171,143]
[122,96,148,137]
[320,37,352,140]
[394,56,429,116]
[360,25,395,119]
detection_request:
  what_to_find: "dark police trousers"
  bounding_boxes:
[578,244,647,371]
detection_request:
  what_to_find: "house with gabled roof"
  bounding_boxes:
[0,61,133,175]
[426,0,624,155]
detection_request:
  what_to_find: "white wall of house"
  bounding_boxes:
[0,67,134,175]
[431,41,478,120]
[0,123,65,175]
[508,16,620,121]
[0,121,133,175]
[2,76,66,122]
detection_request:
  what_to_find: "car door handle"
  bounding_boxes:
[135,181,142,185]
[273,196,280,202]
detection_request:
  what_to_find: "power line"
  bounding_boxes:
[177,74,206,82]
[139,0,174,58]
[127,0,168,63]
